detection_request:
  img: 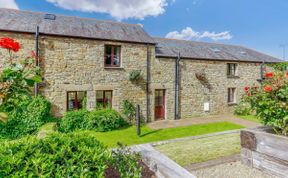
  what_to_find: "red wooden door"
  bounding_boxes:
[155,90,165,120]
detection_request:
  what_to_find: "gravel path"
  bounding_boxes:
[191,161,277,178]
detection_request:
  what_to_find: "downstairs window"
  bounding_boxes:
[228,88,236,104]
[96,90,113,109]
[67,91,86,111]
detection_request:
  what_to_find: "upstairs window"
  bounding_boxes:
[105,45,121,67]
[67,91,86,111]
[96,90,113,109]
[227,63,237,76]
[228,88,236,104]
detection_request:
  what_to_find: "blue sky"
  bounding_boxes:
[3,0,288,59]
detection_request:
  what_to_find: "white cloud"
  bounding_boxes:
[200,31,232,41]
[166,27,232,41]
[46,0,168,20]
[0,0,19,9]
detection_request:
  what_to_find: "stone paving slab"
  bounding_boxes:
[191,161,278,178]
[148,114,260,130]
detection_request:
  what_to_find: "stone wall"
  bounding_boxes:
[0,31,152,118]
[151,57,261,121]
[0,31,263,121]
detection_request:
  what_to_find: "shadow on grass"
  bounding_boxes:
[140,129,162,137]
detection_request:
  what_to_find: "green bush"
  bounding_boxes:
[234,102,251,116]
[58,110,88,133]
[59,109,128,133]
[110,143,142,178]
[85,109,128,132]
[0,133,110,177]
[243,71,288,135]
[122,100,136,124]
[0,96,52,139]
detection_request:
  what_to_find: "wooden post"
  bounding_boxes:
[136,104,141,136]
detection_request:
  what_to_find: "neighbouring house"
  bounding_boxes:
[0,8,281,122]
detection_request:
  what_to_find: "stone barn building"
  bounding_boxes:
[0,8,281,122]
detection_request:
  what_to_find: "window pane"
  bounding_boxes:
[105,91,112,108]
[113,47,120,66]
[228,88,235,103]
[68,92,76,111]
[96,91,104,99]
[155,90,164,106]
[105,46,112,65]
[77,92,86,109]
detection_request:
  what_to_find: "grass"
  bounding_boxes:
[80,122,244,148]
[236,115,261,123]
[155,133,241,167]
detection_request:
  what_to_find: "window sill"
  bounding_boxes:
[228,102,237,106]
[104,67,124,69]
[227,75,240,79]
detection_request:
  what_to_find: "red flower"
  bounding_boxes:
[0,37,20,52]
[265,72,274,78]
[244,86,250,93]
[31,51,36,58]
[264,85,273,92]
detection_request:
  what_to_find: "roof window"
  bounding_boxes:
[211,47,221,53]
[44,14,56,20]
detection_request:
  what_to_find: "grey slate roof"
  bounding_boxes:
[0,8,155,44]
[154,37,281,63]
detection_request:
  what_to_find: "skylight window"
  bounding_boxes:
[44,14,56,20]
[240,51,247,55]
[211,47,221,53]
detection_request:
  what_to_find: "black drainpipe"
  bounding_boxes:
[34,26,40,96]
[146,45,151,122]
[175,52,181,120]
[260,60,265,82]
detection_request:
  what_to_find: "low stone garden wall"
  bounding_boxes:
[241,127,288,178]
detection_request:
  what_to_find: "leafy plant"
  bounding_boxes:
[242,71,288,135]
[195,72,212,90]
[129,70,142,81]
[0,37,42,113]
[85,109,128,132]
[58,110,88,133]
[122,100,136,124]
[234,101,252,116]
[110,143,142,178]
[0,112,8,123]
[268,62,288,71]
[0,132,111,177]
[59,109,128,133]
[0,96,52,139]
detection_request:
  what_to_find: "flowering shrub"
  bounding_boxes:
[0,37,42,113]
[243,71,288,135]
[0,37,20,52]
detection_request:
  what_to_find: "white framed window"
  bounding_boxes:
[228,88,236,104]
[227,63,238,76]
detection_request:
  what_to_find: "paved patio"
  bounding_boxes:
[148,114,260,130]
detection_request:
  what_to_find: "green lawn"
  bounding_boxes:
[236,115,261,123]
[79,122,244,148]
[155,133,241,167]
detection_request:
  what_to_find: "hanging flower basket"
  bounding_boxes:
[195,72,212,90]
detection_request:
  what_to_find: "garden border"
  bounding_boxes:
[132,129,241,178]
[132,144,196,178]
